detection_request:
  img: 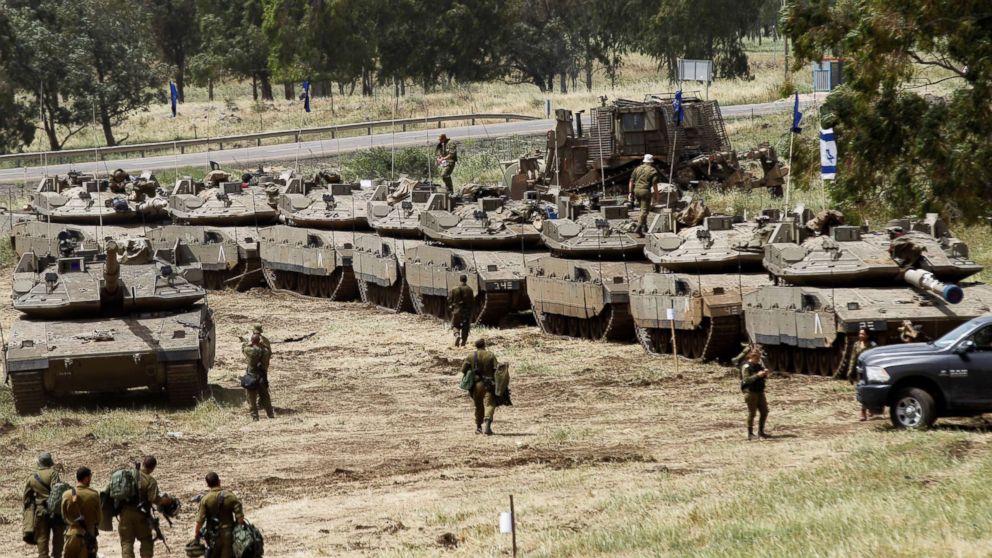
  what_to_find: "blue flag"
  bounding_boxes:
[820,128,837,180]
[169,82,178,117]
[302,80,311,113]
[673,90,684,126]
[791,92,802,133]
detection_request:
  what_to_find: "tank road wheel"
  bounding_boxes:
[309,275,321,297]
[793,350,808,375]
[165,362,202,408]
[816,350,833,376]
[9,371,46,415]
[890,387,937,429]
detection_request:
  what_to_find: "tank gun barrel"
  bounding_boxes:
[904,268,963,304]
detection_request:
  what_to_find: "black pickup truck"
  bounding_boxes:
[857,316,992,428]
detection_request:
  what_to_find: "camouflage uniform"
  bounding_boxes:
[630,163,659,232]
[242,342,274,420]
[61,484,102,558]
[118,469,159,558]
[195,488,244,558]
[461,349,499,434]
[740,361,769,438]
[24,463,63,558]
[845,339,872,381]
[447,283,475,346]
[435,141,458,193]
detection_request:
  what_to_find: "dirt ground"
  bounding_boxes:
[0,271,889,557]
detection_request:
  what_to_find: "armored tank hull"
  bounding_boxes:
[630,272,771,361]
[418,195,550,249]
[145,225,263,291]
[10,221,141,260]
[6,306,215,415]
[169,179,277,226]
[366,181,442,238]
[527,256,653,341]
[258,225,368,301]
[540,204,652,259]
[404,245,543,326]
[645,214,769,273]
[352,235,423,313]
[742,283,992,376]
[278,181,373,230]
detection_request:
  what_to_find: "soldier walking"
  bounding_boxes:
[627,154,659,237]
[118,456,164,558]
[435,134,458,194]
[242,331,274,421]
[193,472,245,558]
[24,452,63,558]
[448,275,474,347]
[61,467,102,558]
[460,338,500,435]
[740,350,770,440]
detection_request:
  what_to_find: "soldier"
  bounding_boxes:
[242,332,274,420]
[24,452,63,558]
[460,338,500,435]
[627,154,659,237]
[252,324,272,374]
[435,134,458,194]
[61,467,102,558]
[118,456,165,558]
[740,350,770,440]
[847,328,876,420]
[898,319,923,343]
[448,275,474,347]
[193,472,245,558]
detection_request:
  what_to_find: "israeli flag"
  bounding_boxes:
[820,128,837,180]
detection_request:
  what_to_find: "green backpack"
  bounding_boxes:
[45,482,72,521]
[106,468,139,504]
[233,521,264,558]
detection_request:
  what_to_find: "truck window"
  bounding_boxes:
[970,326,992,351]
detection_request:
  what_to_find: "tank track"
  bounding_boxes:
[760,339,847,376]
[202,260,264,292]
[410,291,514,327]
[165,362,205,408]
[357,277,413,313]
[9,371,45,415]
[633,316,739,361]
[261,266,358,301]
[531,304,634,342]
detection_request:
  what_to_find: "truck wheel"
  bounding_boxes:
[890,387,936,429]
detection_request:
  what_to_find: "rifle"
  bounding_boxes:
[136,464,171,553]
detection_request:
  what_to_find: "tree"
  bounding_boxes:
[198,0,274,100]
[0,5,35,152]
[144,0,200,102]
[784,0,992,221]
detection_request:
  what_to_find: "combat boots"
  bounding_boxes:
[483,419,494,436]
[635,224,646,238]
[758,430,770,439]
[475,423,483,435]
[747,428,755,441]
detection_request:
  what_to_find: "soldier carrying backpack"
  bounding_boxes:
[192,472,251,558]
[110,456,176,558]
[22,451,66,558]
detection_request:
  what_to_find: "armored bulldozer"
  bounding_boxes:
[418,194,553,249]
[630,272,771,361]
[30,172,169,224]
[352,235,424,313]
[367,179,444,238]
[404,245,544,326]
[527,255,653,341]
[169,173,278,226]
[144,225,263,291]
[257,225,369,301]
[541,199,669,259]
[277,175,374,230]
[644,210,782,273]
[5,241,216,415]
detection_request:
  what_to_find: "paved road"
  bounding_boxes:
[0,95,821,183]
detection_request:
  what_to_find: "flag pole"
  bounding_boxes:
[785,131,794,209]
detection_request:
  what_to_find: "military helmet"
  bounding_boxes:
[38,452,53,467]
[184,540,206,558]
[252,324,263,333]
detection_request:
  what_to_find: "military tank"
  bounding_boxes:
[277,175,374,230]
[418,194,552,249]
[30,172,169,224]
[10,220,141,260]
[644,211,782,273]
[744,215,989,376]
[540,199,663,259]
[527,255,653,341]
[169,171,278,226]
[144,225,263,291]
[257,225,369,301]
[366,179,443,238]
[4,240,215,414]
[404,245,543,326]
[352,235,424,313]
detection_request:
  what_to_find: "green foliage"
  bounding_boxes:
[784,0,992,222]
[143,0,200,101]
[340,147,431,182]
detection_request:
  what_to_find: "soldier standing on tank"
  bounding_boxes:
[61,467,102,558]
[242,333,274,421]
[25,452,63,558]
[848,328,876,420]
[448,275,475,347]
[193,472,245,558]
[435,134,458,194]
[627,154,659,237]
[741,350,770,440]
[118,456,165,558]
[461,338,500,435]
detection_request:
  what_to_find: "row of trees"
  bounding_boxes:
[0,0,783,152]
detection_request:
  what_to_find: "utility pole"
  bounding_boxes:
[783,0,789,80]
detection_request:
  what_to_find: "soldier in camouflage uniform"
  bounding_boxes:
[24,452,63,558]
[252,324,272,376]
[242,333,274,421]
[435,134,458,194]
[627,154,659,237]
[61,467,101,558]
[740,350,770,440]
[118,456,164,558]
[848,328,876,420]
[447,275,474,347]
[461,338,500,435]
[193,472,245,558]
